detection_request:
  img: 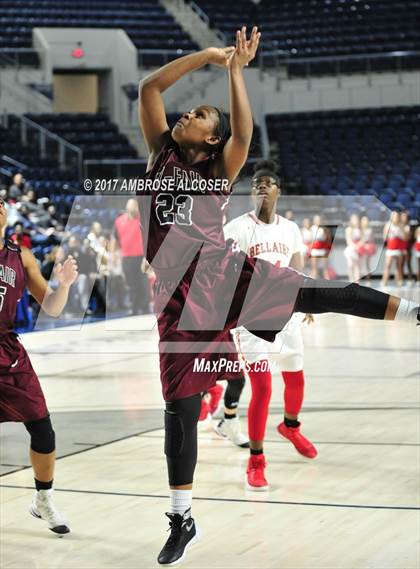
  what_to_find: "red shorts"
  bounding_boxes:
[362,242,377,257]
[153,243,305,401]
[0,333,48,423]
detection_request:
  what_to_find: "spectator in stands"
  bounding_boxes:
[285,209,294,221]
[114,198,149,315]
[10,222,32,249]
[83,237,106,316]
[23,188,37,204]
[87,222,104,254]
[8,173,28,200]
[65,235,97,313]
[41,246,60,281]
[106,235,127,313]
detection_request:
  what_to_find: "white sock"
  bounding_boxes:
[394,299,419,323]
[170,489,192,517]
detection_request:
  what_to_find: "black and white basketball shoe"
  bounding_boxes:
[158,508,200,565]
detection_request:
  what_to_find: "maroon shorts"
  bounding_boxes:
[154,243,305,401]
[0,333,48,423]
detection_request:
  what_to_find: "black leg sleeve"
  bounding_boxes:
[295,279,389,320]
[224,377,246,410]
[164,394,201,486]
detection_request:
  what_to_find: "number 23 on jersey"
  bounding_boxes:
[156,194,193,226]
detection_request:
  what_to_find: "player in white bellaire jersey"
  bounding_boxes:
[219,159,317,492]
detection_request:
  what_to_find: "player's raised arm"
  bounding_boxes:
[21,247,78,317]
[215,26,261,186]
[139,47,234,164]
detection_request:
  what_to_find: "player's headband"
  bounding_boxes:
[252,168,281,186]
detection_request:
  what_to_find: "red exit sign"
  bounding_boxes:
[71,47,85,59]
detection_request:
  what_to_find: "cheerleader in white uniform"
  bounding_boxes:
[381,211,404,286]
[344,214,362,282]
[360,215,377,281]
[400,211,415,281]
[310,214,331,279]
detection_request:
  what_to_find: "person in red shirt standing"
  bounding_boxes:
[10,222,32,249]
[114,198,149,315]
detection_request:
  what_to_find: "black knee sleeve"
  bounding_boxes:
[164,394,201,486]
[295,280,388,320]
[24,415,55,454]
[224,377,245,410]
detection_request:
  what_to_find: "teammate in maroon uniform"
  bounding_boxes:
[138,28,419,565]
[0,197,78,534]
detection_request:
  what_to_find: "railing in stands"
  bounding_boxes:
[2,47,419,80]
[0,154,28,181]
[137,48,195,67]
[188,0,227,44]
[0,48,40,67]
[14,115,83,179]
[0,154,28,171]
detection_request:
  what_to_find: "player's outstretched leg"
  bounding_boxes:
[278,370,317,459]
[295,281,419,324]
[25,416,70,535]
[215,378,249,448]
[158,394,202,565]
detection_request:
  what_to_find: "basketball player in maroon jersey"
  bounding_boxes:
[138,28,419,565]
[0,197,78,534]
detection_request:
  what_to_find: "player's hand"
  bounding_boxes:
[205,46,236,67]
[303,313,315,325]
[229,26,261,69]
[55,255,79,287]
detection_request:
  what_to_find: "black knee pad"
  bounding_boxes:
[164,395,201,486]
[224,377,245,409]
[296,280,388,320]
[24,415,55,454]
[164,408,185,458]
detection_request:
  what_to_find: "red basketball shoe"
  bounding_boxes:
[277,422,318,459]
[246,454,269,491]
[208,384,224,416]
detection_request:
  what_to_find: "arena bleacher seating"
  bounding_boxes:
[18,113,138,160]
[0,0,198,57]
[266,105,420,219]
[194,0,420,70]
